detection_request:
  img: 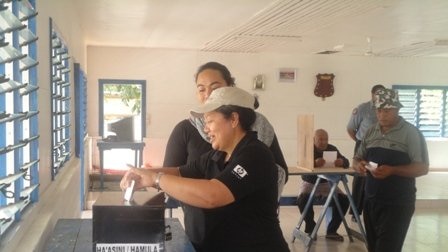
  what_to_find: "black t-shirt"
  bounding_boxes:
[164,119,288,181]
[162,119,210,246]
[163,119,289,248]
[163,119,211,166]
[180,132,289,252]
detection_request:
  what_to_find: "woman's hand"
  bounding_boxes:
[120,167,157,191]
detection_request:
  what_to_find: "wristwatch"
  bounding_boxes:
[155,172,164,191]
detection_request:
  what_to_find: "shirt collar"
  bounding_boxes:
[211,131,258,164]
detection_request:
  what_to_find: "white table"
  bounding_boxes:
[96,140,145,190]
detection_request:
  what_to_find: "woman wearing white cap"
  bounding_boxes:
[120,87,290,252]
[162,62,287,251]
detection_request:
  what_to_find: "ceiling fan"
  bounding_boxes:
[364,37,376,56]
[315,44,344,55]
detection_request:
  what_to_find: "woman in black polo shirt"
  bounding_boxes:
[162,62,288,251]
[121,87,289,252]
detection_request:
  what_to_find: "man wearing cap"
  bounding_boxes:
[346,84,385,221]
[354,88,429,252]
[120,87,290,252]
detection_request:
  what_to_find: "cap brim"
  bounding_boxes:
[375,102,403,109]
[190,102,221,118]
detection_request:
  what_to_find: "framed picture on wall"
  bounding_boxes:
[278,68,297,82]
[253,74,265,90]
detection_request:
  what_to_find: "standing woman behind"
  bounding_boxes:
[163,62,288,250]
[164,62,287,180]
[122,87,290,252]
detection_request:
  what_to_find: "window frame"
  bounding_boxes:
[393,84,448,138]
[98,79,147,140]
[49,18,71,179]
[0,0,39,236]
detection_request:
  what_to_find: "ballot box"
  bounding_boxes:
[93,191,166,251]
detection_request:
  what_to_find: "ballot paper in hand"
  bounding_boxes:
[365,161,378,172]
[124,180,135,202]
[323,151,337,167]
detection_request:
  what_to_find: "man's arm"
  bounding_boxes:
[336,150,350,168]
[347,104,363,141]
[347,128,357,141]
[371,162,428,179]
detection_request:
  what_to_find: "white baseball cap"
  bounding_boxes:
[190,87,255,117]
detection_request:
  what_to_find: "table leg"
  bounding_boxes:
[134,149,138,168]
[292,177,322,243]
[301,180,340,252]
[99,149,104,190]
[311,181,338,238]
[330,179,354,242]
[341,176,368,249]
[139,147,143,167]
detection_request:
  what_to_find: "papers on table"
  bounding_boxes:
[323,151,337,167]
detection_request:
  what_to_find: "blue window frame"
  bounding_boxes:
[74,62,87,210]
[0,0,39,236]
[74,63,86,158]
[393,85,448,138]
[49,18,71,179]
[98,79,146,140]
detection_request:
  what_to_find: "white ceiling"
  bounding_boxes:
[74,0,448,58]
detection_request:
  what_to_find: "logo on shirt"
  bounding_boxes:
[232,164,248,179]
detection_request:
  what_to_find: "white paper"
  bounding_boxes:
[124,180,135,201]
[365,161,378,172]
[323,151,337,167]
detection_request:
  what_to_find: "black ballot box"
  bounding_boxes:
[93,191,166,251]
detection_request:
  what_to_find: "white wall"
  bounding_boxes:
[87,46,448,168]
[86,47,448,196]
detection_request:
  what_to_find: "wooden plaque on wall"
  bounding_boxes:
[297,114,315,171]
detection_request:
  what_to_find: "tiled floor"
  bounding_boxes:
[155,205,447,252]
[84,172,448,252]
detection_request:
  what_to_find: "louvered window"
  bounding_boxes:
[0,0,39,235]
[393,85,448,138]
[50,18,71,179]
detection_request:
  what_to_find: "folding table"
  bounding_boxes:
[289,167,367,252]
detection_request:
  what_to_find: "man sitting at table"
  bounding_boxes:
[297,128,350,241]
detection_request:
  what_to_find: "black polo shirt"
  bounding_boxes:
[180,131,289,252]
[356,117,429,205]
